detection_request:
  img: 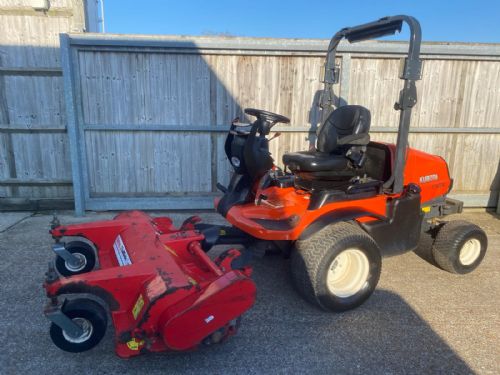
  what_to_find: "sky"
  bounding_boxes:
[103,0,500,43]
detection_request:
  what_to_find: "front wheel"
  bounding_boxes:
[432,220,487,274]
[49,299,107,353]
[55,241,96,277]
[291,222,381,312]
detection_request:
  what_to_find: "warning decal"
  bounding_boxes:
[132,294,145,320]
[113,234,132,266]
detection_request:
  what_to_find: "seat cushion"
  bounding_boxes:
[283,150,349,172]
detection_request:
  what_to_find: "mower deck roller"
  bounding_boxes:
[44,211,256,357]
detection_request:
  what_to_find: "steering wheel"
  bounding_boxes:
[244,108,290,125]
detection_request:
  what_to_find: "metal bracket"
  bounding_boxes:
[324,65,340,84]
[44,299,84,338]
[45,262,59,283]
[399,57,422,80]
[51,243,82,268]
[50,214,60,230]
[394,81,418,111]
[443,198,464,215]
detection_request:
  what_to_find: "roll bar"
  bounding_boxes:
[320,15,422,194]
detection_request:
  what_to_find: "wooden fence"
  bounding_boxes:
[0,0,86,209]
[1,29,500,212]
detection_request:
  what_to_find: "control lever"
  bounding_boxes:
[216,183,228,193]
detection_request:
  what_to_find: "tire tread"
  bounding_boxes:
[432,220,487,274]
[49,298,107,353]
[291,221,380,309]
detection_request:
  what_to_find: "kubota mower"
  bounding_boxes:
[43,15,488,357]
[210,15,487,312]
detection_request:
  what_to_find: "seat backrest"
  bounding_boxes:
[316,105,371,153]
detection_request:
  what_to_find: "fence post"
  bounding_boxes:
[339,53,351,106]
[60,34,85,216]
[0,56,19,198]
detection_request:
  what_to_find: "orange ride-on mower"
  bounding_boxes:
[214,15,487,311]
[43,15,488,357]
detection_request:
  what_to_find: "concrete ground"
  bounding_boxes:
[0,210,498,375]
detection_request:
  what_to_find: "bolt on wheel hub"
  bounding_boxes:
[64,252,87,272]
[62,317,93,343]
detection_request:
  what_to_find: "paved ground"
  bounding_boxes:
[0,210,498,375]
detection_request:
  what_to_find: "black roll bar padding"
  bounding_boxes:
[344,18,402,43]
[321,15,422,194]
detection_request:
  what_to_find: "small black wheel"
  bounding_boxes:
[432,220,487,274]
[55,241,96,277]
[202,317,242,346]
[291,222,381,312]
[49,299,107,353]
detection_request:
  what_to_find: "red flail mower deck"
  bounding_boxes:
[43,211,256,358]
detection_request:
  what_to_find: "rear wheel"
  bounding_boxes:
[49,299,107,353]
[432,220,487,274]
[291,222,381,312]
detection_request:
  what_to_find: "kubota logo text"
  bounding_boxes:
[419,174,438,183]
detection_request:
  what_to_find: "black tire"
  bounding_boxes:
[432,220,487,274]
[49,299,107,353]
[291,222,381,312]
[55,241,96,277]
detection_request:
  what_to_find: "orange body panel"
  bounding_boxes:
[401,145,452,203]
[219,142,452,241]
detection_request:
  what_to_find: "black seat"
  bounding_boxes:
[283,105,371,190]
[283,150,349,172]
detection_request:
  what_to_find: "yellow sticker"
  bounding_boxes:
[422,206,431,213]
[132,294,145,320]
[126,338,145,351]
[219,229,226,236]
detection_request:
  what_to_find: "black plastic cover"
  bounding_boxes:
[345,19,403,43]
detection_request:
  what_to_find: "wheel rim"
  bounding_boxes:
[64,252,87,272]
[62,317,93,343]
[326,248,370,298]
[459,238,481,266]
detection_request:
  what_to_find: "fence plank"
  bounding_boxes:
[84,131,212,195]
